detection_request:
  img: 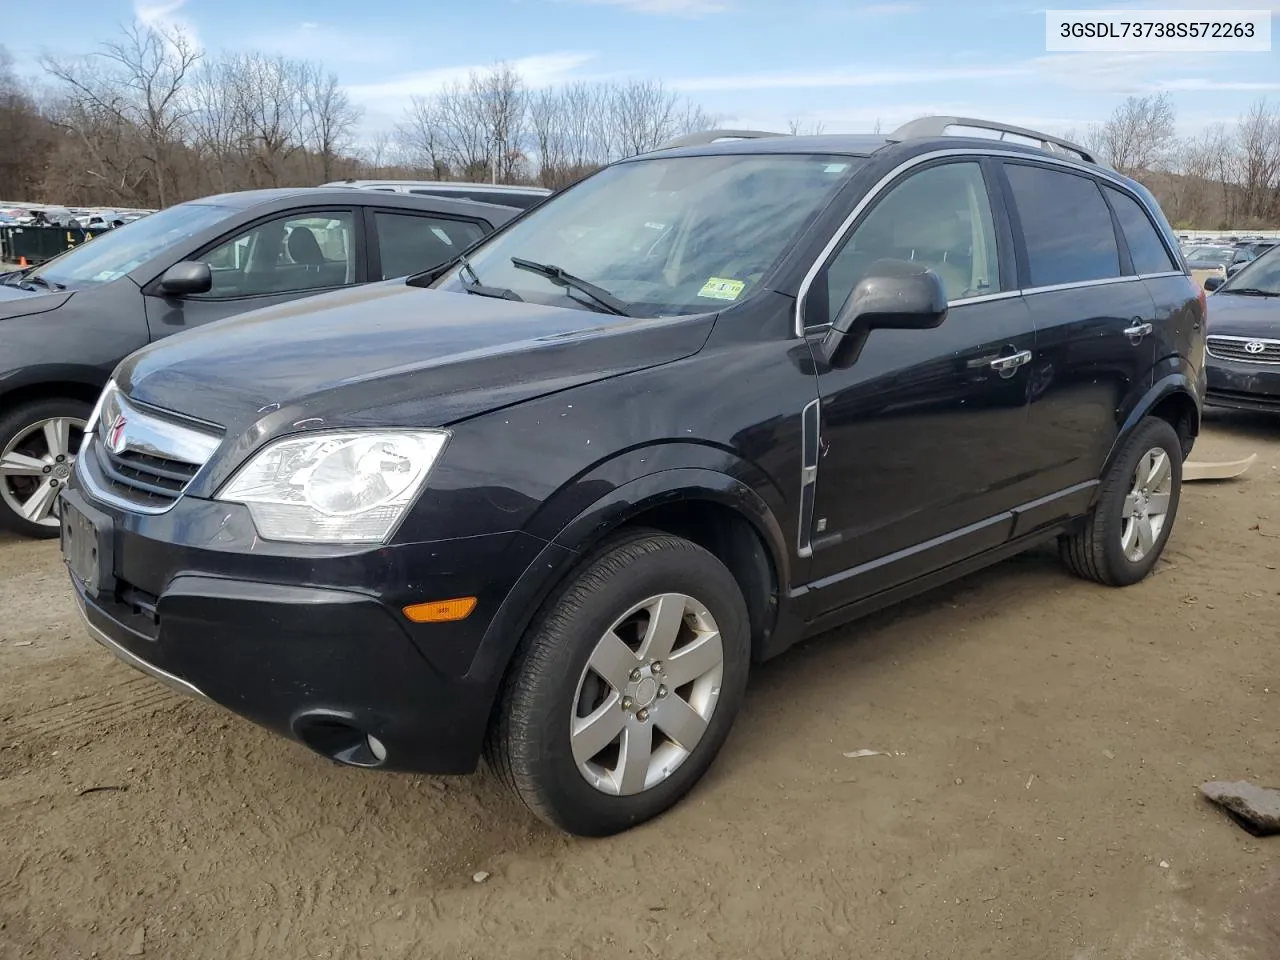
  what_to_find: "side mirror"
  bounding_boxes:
[1203,275,1224,292]
[820,259,949,369]
[158,261,212,296]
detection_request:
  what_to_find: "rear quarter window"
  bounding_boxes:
[1103,186,1176,275]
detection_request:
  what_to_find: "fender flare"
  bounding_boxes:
[1104,371,1201,478]
[464,466,791,686]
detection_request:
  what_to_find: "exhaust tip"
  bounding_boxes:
[293,711,388,768]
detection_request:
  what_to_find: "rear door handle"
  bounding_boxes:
[1124,321,1153,341]
[990,349,1032,374]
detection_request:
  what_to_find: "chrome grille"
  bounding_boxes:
[77,386,222,513]
[1206,335,1280,365]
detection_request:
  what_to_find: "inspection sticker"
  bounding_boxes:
[698,277,745,300]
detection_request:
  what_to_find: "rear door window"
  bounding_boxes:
[1004,164,1121,287]
[374,212,487,279]
[1103,186,1176,275]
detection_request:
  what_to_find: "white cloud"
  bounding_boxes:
[670,65,1033,92]
[134,0,200,47]
[567,0,729,14]
[344,51,597,105]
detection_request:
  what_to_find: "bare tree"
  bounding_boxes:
[301,63,361,182]
[787,118,826,136]
[1235,98,1280,223]
[396,95,450,179]
[1084,93,1176,179]
[41,21,200,207]
[0,46,58,200]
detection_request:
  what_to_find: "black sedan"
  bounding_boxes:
[1204,246,1280,413]
[0,188,518,537]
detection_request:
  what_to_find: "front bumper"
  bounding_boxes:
[62,484,554,774]
[1205,358,1280,413]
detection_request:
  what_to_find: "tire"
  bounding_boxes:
[0,398,91,540]
[1060,416,1182,587]
[487,530,751,837]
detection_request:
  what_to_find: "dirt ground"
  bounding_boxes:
[1,411,1277,960]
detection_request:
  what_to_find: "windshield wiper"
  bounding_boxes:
[457,253,524,302]
[510,257,634,317]
[1221,286,1279,297]
[24,275,65,291]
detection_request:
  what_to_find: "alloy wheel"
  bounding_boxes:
[571,593,725,796]
[0,416,86,528]
[1121,446,1173,563]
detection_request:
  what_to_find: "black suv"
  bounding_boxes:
[59,117,1205,837]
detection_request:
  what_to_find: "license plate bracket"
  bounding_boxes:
[61,496,115,599]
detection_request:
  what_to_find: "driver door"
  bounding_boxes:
[801,159,1040,612]
[143,208,362,340]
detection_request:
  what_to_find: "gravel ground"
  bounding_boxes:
[1,410,1277,960]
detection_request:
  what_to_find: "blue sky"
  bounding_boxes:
[8,0,1280,141]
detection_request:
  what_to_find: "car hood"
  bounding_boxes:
[0,283,74,318]
[1205,292,1280,339]
[118,281,715,440]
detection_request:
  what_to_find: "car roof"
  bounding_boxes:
[187,187,521,220]
[320,179,552,195]
[648,134,892,160]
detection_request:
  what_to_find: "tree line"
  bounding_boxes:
[1072,93,1280,229]
[0,23,718,208]
[4,23,1279,227]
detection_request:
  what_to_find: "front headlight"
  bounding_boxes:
[216,430,449,543]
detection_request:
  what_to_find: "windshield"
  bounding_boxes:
[1218,245,1280,295]
[433,153,861,317]
[28,202,234,286]
[1185,246,1235,262]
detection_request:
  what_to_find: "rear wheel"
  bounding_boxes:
[0,399,90,539]
[1060,416,1182,586]
[487,530,750,836]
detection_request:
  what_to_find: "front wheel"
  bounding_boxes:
[1060,416,1183,586]
[0,399,91,539]
[487,530,751,837]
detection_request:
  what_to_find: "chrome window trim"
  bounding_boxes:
[795,147,1187,336]
[947,290,1023,307]
[1019,275,1141,295]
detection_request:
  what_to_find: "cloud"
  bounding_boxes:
[670,65,1033,92]
[247,22,410,67]
[344,51,597,105]
[134,0,200,48]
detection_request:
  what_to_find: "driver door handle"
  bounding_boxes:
[990,349,1032,373]
[1124,321,1153,341]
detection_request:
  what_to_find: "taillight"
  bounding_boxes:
[1197,285,1207,317]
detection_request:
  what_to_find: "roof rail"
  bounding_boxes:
[887,116,1103,166]
[656,129,789,151]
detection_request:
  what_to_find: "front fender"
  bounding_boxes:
[463,463,792,688]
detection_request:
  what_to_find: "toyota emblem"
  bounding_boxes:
[1244,340,1267,355]
[105,413,128,454]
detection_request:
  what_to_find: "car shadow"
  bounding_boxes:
[1201,406,1279,443]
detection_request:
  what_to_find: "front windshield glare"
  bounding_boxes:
[1221,247,1280,294]
[435,153,860,317]
[31,203,233,286]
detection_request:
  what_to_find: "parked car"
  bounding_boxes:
[0,187,518,537]
[321,179,551,209]
[1203,245,1280,412]
[1184,244,1255,287]
[61,117,1203,837]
